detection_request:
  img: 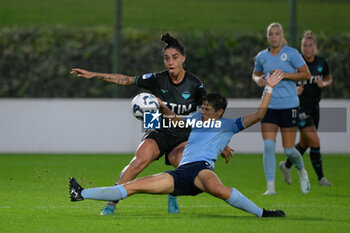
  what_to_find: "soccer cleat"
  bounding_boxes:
[299,173,311,194]
[100,205,116,215]
[69,177,84,201]
[167,195,179,214]
[319,177,333,186]
[262,208,286,217]
[262,186,276,196]
[279,161,292,184]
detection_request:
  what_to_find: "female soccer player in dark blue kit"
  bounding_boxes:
[252,23,311,195]
[279,31,333,186]
[69,70,286,218]
[71,33,233,215]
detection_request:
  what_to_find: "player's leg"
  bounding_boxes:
[261,122,278,195]
[101,138,161,215]
[300,126,332,186]
[167,141,187,168]
[281,127,310,194]
[117,139,161,184]
[193,170,285,217]
[166,141,187,214]
[70,173,174,202]
[284,109,310,170]
[285,134,308,169]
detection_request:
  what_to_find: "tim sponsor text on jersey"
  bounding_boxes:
[163,101,193,114]
[298,75,323,85]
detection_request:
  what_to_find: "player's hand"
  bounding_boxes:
[297,85,304,95]
[156,97,166,109]
[221,145,234,163]
[316,79,325,88]
[70,68,96,79]
[257,77,266,87]
[266,69,284,88]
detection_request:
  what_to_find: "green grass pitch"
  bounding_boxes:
[1,153,349,233]
[1,0,349,34]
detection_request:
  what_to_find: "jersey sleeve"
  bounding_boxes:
[194,82,207,107]
[254,53,264,72]
[232,117,246,134]
[290,50,306,69]
[135,72,158,92]
[322,59,331,77]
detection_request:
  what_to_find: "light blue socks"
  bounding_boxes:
[225,188,263,217]
[81,185,127,201]
[284,147,304,171]
[263,139,276,182]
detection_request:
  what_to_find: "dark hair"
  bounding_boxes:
[161,33,185,55]
[202,93,228,112]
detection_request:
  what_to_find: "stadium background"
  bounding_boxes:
[1,1,349,233]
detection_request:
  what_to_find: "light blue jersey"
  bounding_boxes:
[179,112,245,168]
[254,45,305,109]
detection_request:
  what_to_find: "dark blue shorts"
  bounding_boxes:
[143,130,188,165]
[261,107,298,127]
[165,161,214,196]
[298,107,320,129]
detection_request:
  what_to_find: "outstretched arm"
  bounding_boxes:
[70,68,136,86]
[242,70,284,128]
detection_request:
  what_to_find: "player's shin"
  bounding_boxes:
[225,188,263,217]
[81,185,127,201]
[284,147,304,171]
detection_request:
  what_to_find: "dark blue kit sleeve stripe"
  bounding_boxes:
[236,117,245,131]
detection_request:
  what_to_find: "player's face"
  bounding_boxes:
[301,38,316,59]
[201,101,223,121]
[163,48,185,76]
[267,26,283,48]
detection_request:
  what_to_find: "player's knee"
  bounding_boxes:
[309,136,320,148]
[167,154,180,168]
[284,148,297,159]
[210,185,228,199]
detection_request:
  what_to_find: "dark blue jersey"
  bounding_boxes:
[136,70,206,137]
[297,56,331,108]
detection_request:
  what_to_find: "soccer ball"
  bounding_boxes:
[131,93,159,120]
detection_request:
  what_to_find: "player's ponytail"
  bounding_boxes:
[161,33,185,55]
[303,30,317,45]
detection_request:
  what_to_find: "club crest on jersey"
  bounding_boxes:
[281,53,287,62]
[182,91,191,99]
[317,65,323,72]
[142,73,153,79]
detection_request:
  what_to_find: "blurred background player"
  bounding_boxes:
[69,70,286,218]
[71,33,233,215]
[279,30,333,186]
[252,22,311,195]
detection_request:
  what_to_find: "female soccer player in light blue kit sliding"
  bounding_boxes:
[252,22,311,195]
[70,70,286,218]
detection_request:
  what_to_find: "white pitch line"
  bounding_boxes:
[0,203,344,209]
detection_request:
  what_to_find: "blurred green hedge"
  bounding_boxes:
[0,27,349,98]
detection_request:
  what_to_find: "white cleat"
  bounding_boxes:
[299,173,311,194]
[319,177,333,186]
[262,187,276,196]
[279,161,292,185]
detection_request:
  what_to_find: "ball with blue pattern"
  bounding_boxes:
[131,93,159,121]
